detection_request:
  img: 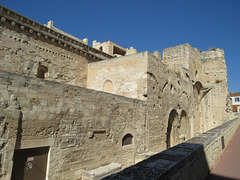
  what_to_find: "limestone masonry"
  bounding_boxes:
[0,5,232,180]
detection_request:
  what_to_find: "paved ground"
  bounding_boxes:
[207,126,240,180]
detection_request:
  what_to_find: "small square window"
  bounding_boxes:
[235,97,240,102]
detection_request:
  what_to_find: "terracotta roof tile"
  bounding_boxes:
[229,92,240,96]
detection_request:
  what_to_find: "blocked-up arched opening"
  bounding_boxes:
[179,110,189,143]
[103,80,113,93]
[122,134,133,146]
[166,109,178,148]
[194,81,202,95]
[37,65,48,79]
[193,81,211,135]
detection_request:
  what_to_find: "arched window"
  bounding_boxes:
[37,65,48,79]
[166,109,178,148]
[99,46,103,52]
[122,134,133,146]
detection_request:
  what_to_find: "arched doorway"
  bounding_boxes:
[166,109,178,148]
[179,110,190,143]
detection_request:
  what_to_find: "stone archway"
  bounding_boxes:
[166,109,178,149]
[178,110,190,143]
[193,81,211,135]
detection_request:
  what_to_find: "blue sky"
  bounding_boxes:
[1,0,240,92]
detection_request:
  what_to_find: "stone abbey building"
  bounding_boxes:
[0,5,231,180]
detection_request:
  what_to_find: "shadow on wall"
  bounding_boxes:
[15,111,23,149]
[103,142,236,180]
[103,143,210,180]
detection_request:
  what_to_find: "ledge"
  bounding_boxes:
[82,163,122,180]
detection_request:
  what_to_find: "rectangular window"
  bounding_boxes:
[235,97,240,102]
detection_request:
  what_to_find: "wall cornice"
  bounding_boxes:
[0,5,113,61]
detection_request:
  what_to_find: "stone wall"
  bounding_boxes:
[0,70,147,180]
[0,21,90,87]
[161,44,230,136]
[87,53,148,100]
[145,48,230,152]
[198,82,229,131]
[104,118,240,180]
[1,50,230,179]
[0,86,21,179]
[198,48,230,132]
[146,52,194,152]
[200,49,227,83]
[0,5,114,87]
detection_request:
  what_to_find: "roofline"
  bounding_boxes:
[229,92,240,96]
